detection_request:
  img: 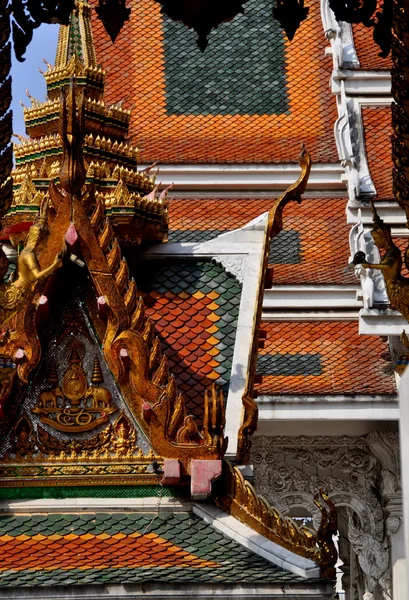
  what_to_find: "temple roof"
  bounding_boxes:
[0,511,310,587]
[256,321,396,396]
[138,260,241,422]
[166,197,355,284]
[92,0,338,164]
[361,106,393,201]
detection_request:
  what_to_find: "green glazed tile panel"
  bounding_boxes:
[162,0,289,116]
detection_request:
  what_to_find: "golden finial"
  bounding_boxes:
[47,359,59,385]
[91,356,104,385]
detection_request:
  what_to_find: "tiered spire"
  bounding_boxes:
[55,1,97,69]
[6,0,168,246]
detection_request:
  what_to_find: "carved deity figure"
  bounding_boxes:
[353,201,409,323]
[0,199,62,328]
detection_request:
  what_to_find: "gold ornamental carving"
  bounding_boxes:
[353,201,409,323]
[214,460,338,579]
[0,199,63,328]
[4,410,157,463]
[32,344,117,433]
[237,145,311,463]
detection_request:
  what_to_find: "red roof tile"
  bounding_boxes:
[92,0,338,163]
[138,260,242,421]
[169,197,356,285]
[362,106,393,200]
[256,321,396,395]
[352,12,392,71]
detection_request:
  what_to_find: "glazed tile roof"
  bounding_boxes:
[391,237,409,278]
[92,0,338,163]
[168,198,356,285]
[0,512,304,586]
[362,106,393,200]
[137,260,241,420]
[352,24,392,70]
[256,321,396,395]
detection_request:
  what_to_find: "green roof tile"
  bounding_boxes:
[0,511,308,587]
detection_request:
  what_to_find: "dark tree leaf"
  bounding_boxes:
[11,0,75,62]
[154,0,248,51]
[95,0,131,43]
[273,0,309,41]
[373,0,392,57]
[328,0,376,24]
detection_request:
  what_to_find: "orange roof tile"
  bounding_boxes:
[362,106,393,200]
[0,512,302,586]
[0,533,218,571]
[138,260,242,421]
[256,321,396,395]
[169,198,356,284]
[352,11,392,71]
[92,0,338,163]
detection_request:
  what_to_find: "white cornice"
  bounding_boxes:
[359,308,409,335]
[0,497,191,514]
[262,311,360,320]
[257,398,398,422]
[264,285,361,310]
[348,201,406,225]
[332,70,391,96]
[140,163,346,192]
[193,503,319,578]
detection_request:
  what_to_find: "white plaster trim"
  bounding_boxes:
[348,202,407,225]
[192,503,320,579]
[0,497,192,514]
[223,219,268,458]
[359,308,409,335]
[140,163,346,192]
[264,285,361,309]
[261,311,360,320]
[332,71,391,96]
[257,399,399,422]
[0,582,334,598]
[321,0,359,69]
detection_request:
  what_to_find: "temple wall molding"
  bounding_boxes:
[251,433,402,600]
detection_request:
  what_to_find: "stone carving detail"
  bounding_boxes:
[349,218,389,308]
[282,445,370,473]
[366,431,402,535]
[348,514,391,600]
[251,434,398,599]
[252,435,371,473]
[253,457,384,542]
[212,257,244,283]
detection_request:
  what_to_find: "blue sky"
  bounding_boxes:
[11,24,59,137]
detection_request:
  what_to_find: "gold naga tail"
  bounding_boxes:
[237,144,311,463]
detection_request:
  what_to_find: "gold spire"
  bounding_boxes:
[91,356,104,385]
[55,1,97,70]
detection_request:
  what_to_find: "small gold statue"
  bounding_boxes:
[0,199,63,328]
[353,201,409,323]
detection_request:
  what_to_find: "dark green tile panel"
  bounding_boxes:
[258,353,322,376]
[162,0,289,116]
[0,485,179,500]
[268,230,301,264]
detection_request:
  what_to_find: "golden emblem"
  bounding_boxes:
[32,343,117,432]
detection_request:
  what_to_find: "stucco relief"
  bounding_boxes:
[251,434,401,600]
